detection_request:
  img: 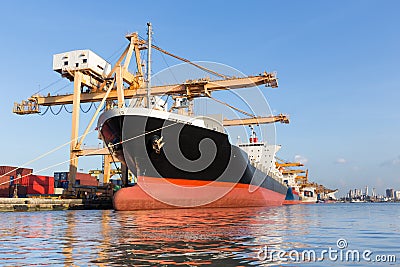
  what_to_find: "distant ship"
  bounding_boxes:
[270,155,302,205]
[283,187,301,205]
[98,108,288,210]
[299,185,318,203]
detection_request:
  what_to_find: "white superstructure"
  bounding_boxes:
[237,127,280,180]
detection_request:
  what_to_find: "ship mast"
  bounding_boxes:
[146,22,152,108]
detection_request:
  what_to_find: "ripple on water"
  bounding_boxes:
[0,203,399,266]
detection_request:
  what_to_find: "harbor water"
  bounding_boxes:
[0,203,399,266]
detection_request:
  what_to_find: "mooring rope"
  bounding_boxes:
[0,121,180,187]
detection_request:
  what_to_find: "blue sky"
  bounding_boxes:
[0,0,399,195]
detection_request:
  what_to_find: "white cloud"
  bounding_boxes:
[352,166,360,171]
[381,156,400,167]
[294,155,308,164]
[335,158,347,164]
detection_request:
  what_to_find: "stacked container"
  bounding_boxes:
[22,175,55,195]
[54,172,98,187]
[0,166,34,197]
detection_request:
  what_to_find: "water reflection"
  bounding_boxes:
[110,207,286,266]
[1,204,400,266]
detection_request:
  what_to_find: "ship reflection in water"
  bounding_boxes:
[1,204,400,266]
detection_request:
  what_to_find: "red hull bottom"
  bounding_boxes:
[113,177,286,211]
[283,200,302,205]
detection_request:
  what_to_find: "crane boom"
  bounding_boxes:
[15,73,278,109]
[275,157,304,167]
[281,169,306,175]
[276,162,303,167]
[295,169,309,182]
[223,114,289,126]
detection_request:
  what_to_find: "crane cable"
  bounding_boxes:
[39,106,50,116]
[208,95,256,118]
[0,129,96,182]
[138,37,228,80]
[40,103,96,116]
[152,43,228,79]
[63,105,72,113]
[80,102,94,113]
[93,102,105,112]
[50,105,64,115]
[0,121,180,187]
[33,78,64,95]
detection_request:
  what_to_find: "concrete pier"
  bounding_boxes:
[0,198,83,212]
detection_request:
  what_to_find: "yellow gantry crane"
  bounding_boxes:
[275,157,304,168]
[275,157,309,184]
[13,24,289,195]
[295,169,309,183]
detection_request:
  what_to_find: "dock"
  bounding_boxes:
[0,197,113,212]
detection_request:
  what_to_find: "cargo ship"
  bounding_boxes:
[299,185,318,203]
[283,187,301,205]
[266,153,302,205]
[98,108,288,210]
[281,171,302,205]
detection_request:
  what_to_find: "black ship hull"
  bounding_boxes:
[98,108,287,210]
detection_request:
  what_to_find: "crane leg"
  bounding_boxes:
[68,71,82,196]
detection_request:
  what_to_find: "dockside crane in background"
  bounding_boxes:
[13,24,289,196]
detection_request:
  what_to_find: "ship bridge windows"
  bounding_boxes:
[239,143,264,147]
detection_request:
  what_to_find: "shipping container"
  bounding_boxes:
[54,171,69,181]
[76,172,98,186]
[0,166,33,177]
[59,180,69,189]
[26,183,54,195]
[52,172,99,188]
[0,189,8,197]
[0,175,10,190]
[9,185,27,198]
[53,172,99,187]
[16,175,55,195]
[0,175,11,197]
[60,172,68,180]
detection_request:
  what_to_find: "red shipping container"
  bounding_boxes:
[0,175,10,190]
[76,172,98,186]
[26,183,54,195]
[0,189,9,197]
[0,166,33,177]
[24,175,54,195]
[0,175,10,197]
